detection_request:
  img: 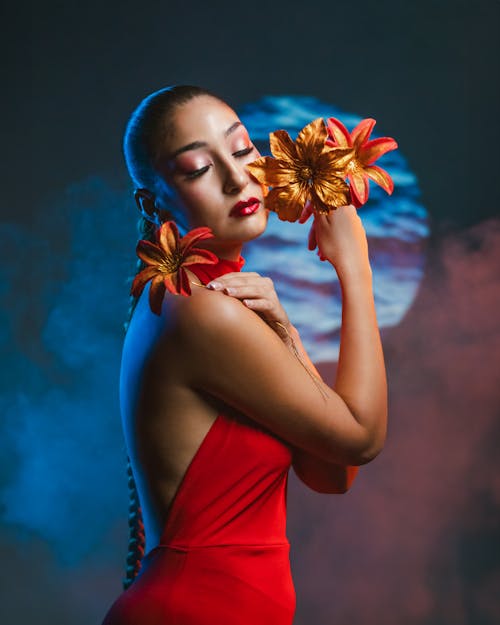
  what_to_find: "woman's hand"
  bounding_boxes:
[205,272,292,342]
[305,203,372,279]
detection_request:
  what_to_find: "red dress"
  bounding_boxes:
[101,255,296,625]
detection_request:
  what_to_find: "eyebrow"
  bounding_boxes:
[167,121,244,159]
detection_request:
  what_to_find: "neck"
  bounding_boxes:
[198,240,243,262]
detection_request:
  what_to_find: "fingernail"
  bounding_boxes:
[207,281,221,289]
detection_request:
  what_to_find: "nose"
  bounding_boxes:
[222,159,249,195]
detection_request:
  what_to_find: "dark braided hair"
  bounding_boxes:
[121,84,225,590]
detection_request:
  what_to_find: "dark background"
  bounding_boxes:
[2,1,499,623]
[7,0,499,233]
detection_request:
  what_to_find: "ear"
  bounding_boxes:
[134,188,159,223]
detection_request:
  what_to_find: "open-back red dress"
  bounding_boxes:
[101,255,296,625]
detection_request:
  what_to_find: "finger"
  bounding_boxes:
[206,274,258,290]
[308,219,317,251]
[221,284,276,299]
[211,271,262,282]
[205,271,263,287]
[241,298,275,313]
[207,275,276,294]
[298,200,313,224]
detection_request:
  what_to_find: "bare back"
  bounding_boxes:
[120,281,232,554]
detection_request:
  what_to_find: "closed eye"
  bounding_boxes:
[233,145,255,157]
[185,145,255,179]
[185,166,210,179]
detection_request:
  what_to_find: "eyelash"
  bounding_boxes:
[185,145,255,179]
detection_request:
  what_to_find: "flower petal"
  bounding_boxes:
[180,226,214,252]
[265,183,308,222]
[364,165,394,194]
[351,118,376,149]
[177,268,192,296]
[319,146,355,173]
[310,186,340,214]
[348,171,370,206]
[245,156,271,184]
[130,266,160,296]
[359,137,398,165]
[183,248,219,265]
[159,220,179,253]
[247,157,297,188]
[269,129,299,164]
[326,117,352,147]
[163,272,179,294]
[313,173,351,212]
[136,239,166,265]
[347,192,363,209]
[295,118,328,163]
[149,276,167,315]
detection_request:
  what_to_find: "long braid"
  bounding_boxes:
[121,215,157,591]
[122,456,145,590]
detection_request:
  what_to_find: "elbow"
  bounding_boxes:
[348,409,388,466]
[352,436,386,466]
[345,427,387,466]
[354,444,384,466]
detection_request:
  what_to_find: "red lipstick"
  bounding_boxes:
[230,197,261,217]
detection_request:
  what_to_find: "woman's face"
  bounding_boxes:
[153,95,268,255]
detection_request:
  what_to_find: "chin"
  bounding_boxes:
[238,210,269,241]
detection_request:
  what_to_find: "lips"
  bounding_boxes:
[230,197,261,217]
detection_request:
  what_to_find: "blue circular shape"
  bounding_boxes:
[238,95,429,363]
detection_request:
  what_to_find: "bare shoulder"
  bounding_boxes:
[170,287,267,344]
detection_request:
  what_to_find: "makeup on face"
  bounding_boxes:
[150,96,268,250]
[167,123,256,180]
[230,198,261,217]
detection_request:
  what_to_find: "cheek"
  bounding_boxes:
[176,185,222,225]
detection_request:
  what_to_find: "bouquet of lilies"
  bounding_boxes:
[245,116,398,222]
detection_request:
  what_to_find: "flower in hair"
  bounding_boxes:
[131,220,218,314]
[245,117,355,222]
[325,117,398,207]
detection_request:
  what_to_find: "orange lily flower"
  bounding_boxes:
[131,220,218,314]
[326,117,398,207]
[246,118,355,222]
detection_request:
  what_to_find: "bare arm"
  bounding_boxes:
[173,291,367,465]
[284,260,387,490]
[193,204,387,484]
[171,253,386,466]
[287,323,360,493]
[311,205,388,462]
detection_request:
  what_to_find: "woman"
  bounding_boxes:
[101,84,387,624]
